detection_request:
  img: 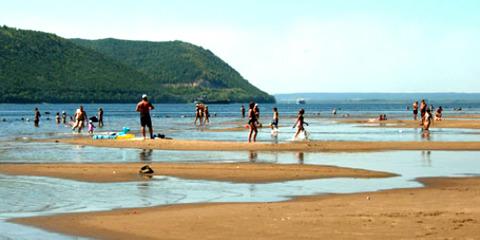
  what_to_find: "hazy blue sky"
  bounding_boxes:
[1,0,480,93]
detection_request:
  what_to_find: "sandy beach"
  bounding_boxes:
[339,118,480,129]
[49,137,480,151]
[0,162,395,183]
[14,176,480,239]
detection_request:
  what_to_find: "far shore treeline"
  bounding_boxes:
[0,26,275,103]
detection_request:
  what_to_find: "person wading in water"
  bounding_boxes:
[136,94,155,140]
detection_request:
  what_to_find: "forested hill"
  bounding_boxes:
[0,26,158,103]
[0,26,274,103]
[71,38,274,103]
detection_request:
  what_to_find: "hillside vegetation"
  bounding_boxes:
[72,38,274,103]
[0,26,274,103]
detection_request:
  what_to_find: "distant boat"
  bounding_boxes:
[296,98,306,104]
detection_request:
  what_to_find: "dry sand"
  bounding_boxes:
[49,137,480,151]
[14,177,480,239]
[0,162,395,183]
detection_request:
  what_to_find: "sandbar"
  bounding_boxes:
[14,177,480,239]
[339,118,480,129]
[48,137,480,151]
[0,162,395,183]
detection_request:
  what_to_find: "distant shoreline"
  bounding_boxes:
[275,92,480,104]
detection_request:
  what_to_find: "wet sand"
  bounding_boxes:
[0,162,395,183]
[49,137,480,151]
[14,177,480,239]
[339,118,480,129]
[446,114,480,119]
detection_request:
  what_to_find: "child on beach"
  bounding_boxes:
[248,102,258,143]
[412,101,419,120]
[61,111,67,124]
[55,112,61,124]
[270,107,279,130]
[435,106,443,121]
[88,120,96,135]
[293,108,309,140]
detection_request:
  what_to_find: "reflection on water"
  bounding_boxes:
[139,149,153,162]
[421,130,431,141]
[421,151,432,167]
[248,151,258,163]
[296,152,304,164]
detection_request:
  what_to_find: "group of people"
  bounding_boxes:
[34,95,313,142]
[32,94,461,142]
[412,99,443,133]
[194,103,210,126]
[246,102,308,142]
[32,106,104,135]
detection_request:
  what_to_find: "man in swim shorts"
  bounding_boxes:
[136,94,155,140]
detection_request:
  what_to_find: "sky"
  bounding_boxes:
[1,0,480,93]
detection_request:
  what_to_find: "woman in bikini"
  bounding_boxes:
[194,104,204,126]
[420,99,427,122]
[248,102,258,142]
[423,108,433,131]
[204,106,210,125]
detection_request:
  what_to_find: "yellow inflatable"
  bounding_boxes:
[116,134,135,140]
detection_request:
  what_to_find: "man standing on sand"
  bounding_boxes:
[136,94,155,140]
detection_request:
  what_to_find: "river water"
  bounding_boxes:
[1,103,480,239]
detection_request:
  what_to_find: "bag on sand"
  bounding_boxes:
[139,165,154,174]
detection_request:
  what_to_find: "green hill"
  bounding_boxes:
[71,38,274,103]
[0,26,166,103]
[0,26,274,103]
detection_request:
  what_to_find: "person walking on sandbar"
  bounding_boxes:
[136,94,155,140]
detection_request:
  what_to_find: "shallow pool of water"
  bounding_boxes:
[2,150,480,239]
